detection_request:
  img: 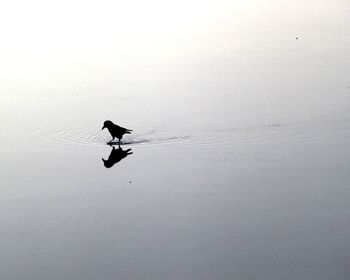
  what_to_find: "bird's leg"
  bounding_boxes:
[118,139,121,147]
[108,137,115,145]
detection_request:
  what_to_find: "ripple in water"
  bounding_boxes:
[119,135,191,146]
[44,125,191,148]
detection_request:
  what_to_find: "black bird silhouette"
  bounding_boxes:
[102,120,132,145]
[102,146,133,168]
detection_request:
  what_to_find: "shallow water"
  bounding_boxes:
[1,0,350,279]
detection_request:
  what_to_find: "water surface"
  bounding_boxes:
[1,1,350,279]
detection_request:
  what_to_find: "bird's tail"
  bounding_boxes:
[125,129,132,134]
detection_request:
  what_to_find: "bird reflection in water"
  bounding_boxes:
[102,145,133,168]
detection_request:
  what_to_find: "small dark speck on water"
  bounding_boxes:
[129,181,132,183]
[296,37,298,40]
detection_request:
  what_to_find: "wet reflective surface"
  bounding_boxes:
[1,0,350,279]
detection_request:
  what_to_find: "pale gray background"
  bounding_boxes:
[0,0,350,279]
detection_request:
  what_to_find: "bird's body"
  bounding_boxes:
[102,120,132,145]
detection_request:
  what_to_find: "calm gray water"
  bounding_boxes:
[1,1,350,279]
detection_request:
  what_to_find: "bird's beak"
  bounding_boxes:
[102,125,105,130]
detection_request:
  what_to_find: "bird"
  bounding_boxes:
[102,120,132,145]
[102,146,133,168]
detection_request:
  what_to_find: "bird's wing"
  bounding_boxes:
[119,125,132,132]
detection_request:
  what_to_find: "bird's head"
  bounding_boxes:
[102,158,113,168]
[102,120,113,130]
